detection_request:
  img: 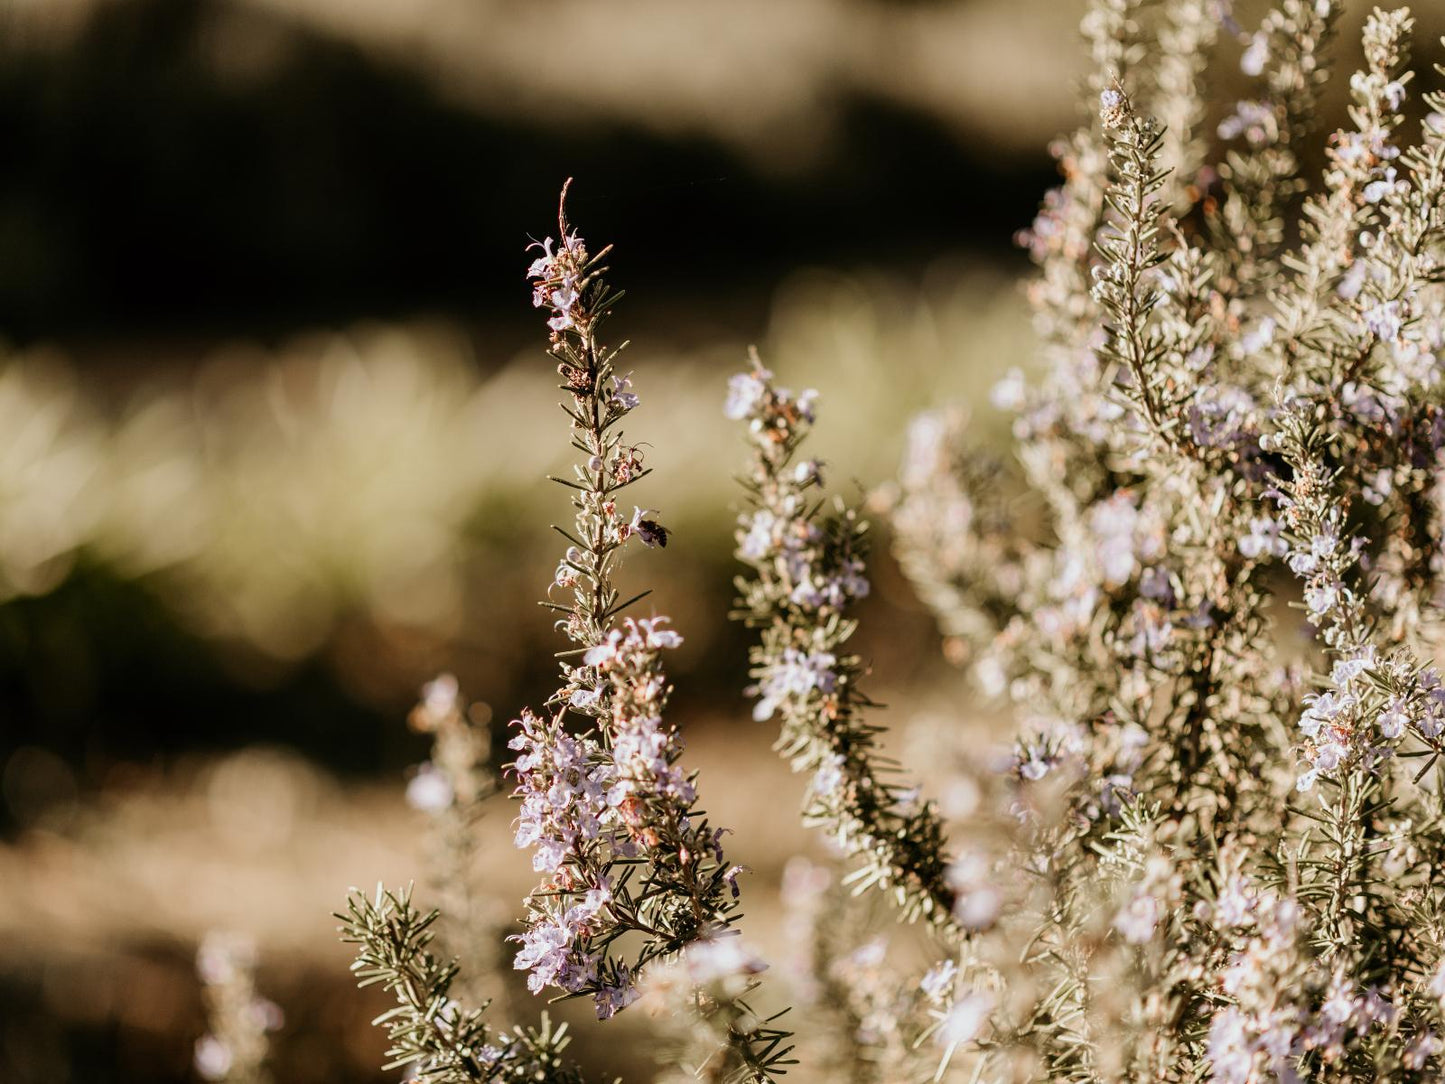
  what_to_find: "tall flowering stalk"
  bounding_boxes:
[406,674,509,1011]
[728,356,959,934]
[510,186,793,1082]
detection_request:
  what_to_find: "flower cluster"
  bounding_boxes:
[730,356,960,934]
[527,228,589,336]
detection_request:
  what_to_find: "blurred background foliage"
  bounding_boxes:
[1,0,1442,1081]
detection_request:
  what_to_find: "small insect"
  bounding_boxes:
[628,506,669,548]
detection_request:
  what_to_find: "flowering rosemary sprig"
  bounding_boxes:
[728,356,958,934]
[407,674,507,1010]
[510,186,793,1082]
[1211,0,1342,297]
[194,932,281,1084]
[1152,0,1219,212]
[338,885,584,1084]
[1273,6,1414,387]
[1093,82,1177,445]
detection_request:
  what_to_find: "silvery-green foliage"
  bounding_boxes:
[882,0,1445,1079]
[338,885,584,1084]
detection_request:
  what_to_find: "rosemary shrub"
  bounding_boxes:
[335,2,1445,1080]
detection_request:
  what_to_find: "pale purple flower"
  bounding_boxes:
[1218,101,1277,146]
[1241,316,1276,353]
[684,936,769,984]
[609,372,639,412]
[1363,167,1398,204]
[792,458,823,486]
[955,885,1001,930]
[920,959,957,1004]
[1330,649,1374,687]
[1429,959,1445,1003]
[593,968,639,1020]
[1019,753,1049,781]
[1114,891,1160,944]
[1312,742,1345,773]
[1405,1032,1441,1070]
[725,370,770,420]
[1240,33,1268,76]
[570,686,602,710]
[1139,565,1175,603]
[637,615,682,649]
[1240,516,1287,559]
[1378,699,1408,740]
[1089,493,1141,586]
[1338,259,1367,300]
[194,1036,234,1081]
[584,628,625,667]
[753,648,839,721]
[550,285,579,313]
[991,367,1027,411]
[628,506,669,548]
[1364,299,1404,342]
[812,751,847,798]
[1361,468,1393,505]
[1213,877,1256,928]
[946,852,1001,930]
[1207,1008,1260,1084]
[525,237,557,281]
[405,762,454,813]
[789,556,870,610]
[1304,582,1339,616]
[937,992,994,1047]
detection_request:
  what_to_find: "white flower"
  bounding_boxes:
[920,959,957,1004]
[937,992,994,1047]
[194,1036,233,1081]
[725,370,770,420]
[991,367,1027,411]
[1114,891,1160,944]
[1240,33,1268,76]
[1364,299,1404,343]
[685,936,769,984]
[405,762,454,813]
